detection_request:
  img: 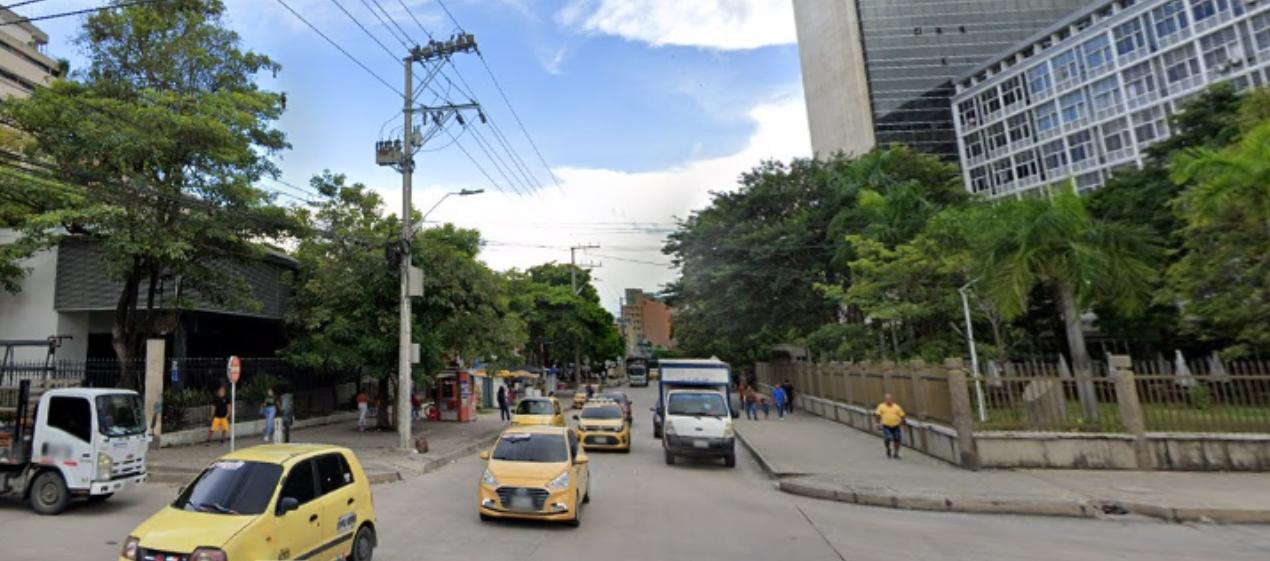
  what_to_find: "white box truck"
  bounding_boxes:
[652,358,737,468]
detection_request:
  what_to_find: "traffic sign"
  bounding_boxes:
[227,355,242,384]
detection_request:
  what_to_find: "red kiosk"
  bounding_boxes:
[429,370,477,422]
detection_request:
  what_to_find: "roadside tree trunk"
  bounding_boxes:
[113,262,143,390]
[1057,281,1100,420]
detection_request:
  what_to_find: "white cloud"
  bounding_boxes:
[556,0,797,50]
[411,93,810,312]
[537,45,569,75]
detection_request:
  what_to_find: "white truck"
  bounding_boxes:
[652,358,738,468]
[1,379,150,514]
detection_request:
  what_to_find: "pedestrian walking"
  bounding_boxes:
[497,384,511,421]
[874,393,907,459]
[356,389,370,432]
[782,379,795,415]
[410,392,422,420]
[772,385,787,420]
[260,388,278,443]
[760,395,770,419]
[744,390,758,420]
[207,386,229,444]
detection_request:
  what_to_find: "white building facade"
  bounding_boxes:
[952,0,1270,197]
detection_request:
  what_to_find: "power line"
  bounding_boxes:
[359,0,411,50]
[368,0,416,47]
[274,0,402,96]
[0,0,171,26]
[1,0,54,11]
[591,253,675,268]
[443,127,512,199]
[326,0,399,63]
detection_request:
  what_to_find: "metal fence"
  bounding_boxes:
[975,375,1123,432]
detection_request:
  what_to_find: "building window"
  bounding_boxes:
[958,99,980,128]
[1199,26,1241,69]
[1007,113,1033,143]
[970,166,990,193]
[1076,171,1104,191]
[1083,34,1113,72]
[1041,140,1068,173]
[1252,12,1270,51]
[1162,44,1201,84]
[1068,129,1095,163]
[1052,47,1083,85]
[1014,150,1040,181]
[987,122,1007,152]
[966,132,985,159]
[1027,64,1053,97]
[1060,90,1088,123]
[980,87,1002,115]
[1122,61,1158,99]
[1189,0,1230,23]
[1001,76,1026,108]
[1154,0,1191,40]
[1132,105,1169,142]
[992,158,1014,186]
[1113,18,1148,57]
[1034,101,1060,132]
[1101,118,1133,154]
[1090,76,1122,112]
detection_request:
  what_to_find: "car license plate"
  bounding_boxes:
[511,496,535,511]
[693,439,709,449]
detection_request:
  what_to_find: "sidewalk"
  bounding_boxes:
[149,412,506,486]
[734,410,1270,524]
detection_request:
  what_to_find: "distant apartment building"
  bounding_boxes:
[793,0,1090,160]
[952,0,1270,197]
[0,7,60,99]
[619,289,673,357]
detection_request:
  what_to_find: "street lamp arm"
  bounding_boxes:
[414,189,485,231]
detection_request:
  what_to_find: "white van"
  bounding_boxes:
[655,359,736,468]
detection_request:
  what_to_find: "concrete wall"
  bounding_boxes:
[1148,434,1270,471]
[0,231,93,361]
[779,390,963,465]
[792,0,876,159]
[159,411,359,447]
[975,432,1140,469]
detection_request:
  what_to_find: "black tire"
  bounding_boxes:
[653,425,662,439]
[664,449,675,465]
[566,494,582,527]
[351,524,375,561]
[583,482,591,504]
[479,512,493,522]
[86,493,113,504]
[29,471,70,515]
[724,453,736,468]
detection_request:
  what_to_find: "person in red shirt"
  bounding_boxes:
[356,390,370,432]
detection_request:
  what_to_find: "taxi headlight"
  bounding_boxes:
[546,471,570,491]
[97,452,112,478]
[121,536,139,560]
[190,548,227,561]
[481,469,499,487]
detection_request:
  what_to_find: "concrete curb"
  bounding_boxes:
[734,428,810,479]
[418,429,504,475]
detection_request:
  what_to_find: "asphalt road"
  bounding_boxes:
[4,384,1270,561]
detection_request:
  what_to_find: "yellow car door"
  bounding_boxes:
[316,452,362,559]
[271,458,324,561]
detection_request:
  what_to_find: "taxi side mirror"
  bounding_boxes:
[479,450,490,460]
[277,497,300,516]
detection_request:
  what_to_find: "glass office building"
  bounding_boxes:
[953,0,1270,197]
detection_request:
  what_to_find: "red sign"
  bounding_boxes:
[227,355,242,384]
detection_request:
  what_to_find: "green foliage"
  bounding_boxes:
[1187,384,1214,410]
[505,263,621,368]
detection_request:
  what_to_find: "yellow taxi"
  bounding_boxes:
[511,396,566,427]
[120,444,377,561]
[574,401,631,452]
[477,425,590,527]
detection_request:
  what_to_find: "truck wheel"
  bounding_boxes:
[87,493,113,504]
[29,471,70,515]
[724,453,736,468]
[664,449,675,465]
[653,424,662,439]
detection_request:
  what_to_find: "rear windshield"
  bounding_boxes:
[173,461,282,515]
[580,406,623,420]
[515,400,554,415]
[96,394,145,437]
[492,433,568,462]
[668,392,727,417]
[600,393,627,404]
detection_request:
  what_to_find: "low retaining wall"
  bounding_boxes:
[797,394,962,465]
[157,411,359,448]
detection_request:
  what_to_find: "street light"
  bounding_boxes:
[415,188,484,230]
[958,281,987,422]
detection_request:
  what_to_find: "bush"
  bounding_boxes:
[1187,384,1214,410]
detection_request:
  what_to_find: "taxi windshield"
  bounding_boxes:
[580,406,623,420]
[515,400,554,415]
[96,394,145,437]
[491,433,568,462]
[173,461,283,515]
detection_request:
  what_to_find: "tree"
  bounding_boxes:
[0,1,290,387]
[1166,121,1270,355]
[505,264,621,372]
[975,189,1159,417]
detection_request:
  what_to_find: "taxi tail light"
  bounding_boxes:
[191,547,228,561]
[121,536,139,560]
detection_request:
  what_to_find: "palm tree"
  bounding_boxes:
[1171,121,1270,237]
[975,188,1159,419]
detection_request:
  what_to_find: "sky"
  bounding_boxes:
[29,0,811,313]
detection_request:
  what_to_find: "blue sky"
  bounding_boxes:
[31,0,811,311]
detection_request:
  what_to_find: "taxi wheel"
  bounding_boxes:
[583,483,591,504]
[29,471,70,515]
[351,525,375,561]
[479,512,493,522]
[566,493,582,527]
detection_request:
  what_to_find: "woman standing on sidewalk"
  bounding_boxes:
[260,388,278,443]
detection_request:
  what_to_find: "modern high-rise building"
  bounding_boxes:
[793,0,1091,160]
[951,0,1269,197]
[0,7,60,99]
[619,289,673,357]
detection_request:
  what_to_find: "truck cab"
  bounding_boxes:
[652,358,737,468]
[1,385,149,514]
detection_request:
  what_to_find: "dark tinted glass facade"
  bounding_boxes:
[857,0,1091,159]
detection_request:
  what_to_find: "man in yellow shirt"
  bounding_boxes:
[874,393,906,459]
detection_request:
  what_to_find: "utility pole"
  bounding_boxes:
[375,34,481,452]
[570,244,600,384]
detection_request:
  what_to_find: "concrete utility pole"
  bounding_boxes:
[570,244,600,383]
[375,34,481,452]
